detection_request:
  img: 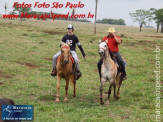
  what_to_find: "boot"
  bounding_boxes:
[121,73,127,81]
[74,70,82,80]
[51,68,57,77]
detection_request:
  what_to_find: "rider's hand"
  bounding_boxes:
[111,32,115,37]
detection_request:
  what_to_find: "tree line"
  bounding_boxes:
[96,18,126,25]
[129,8,163,33]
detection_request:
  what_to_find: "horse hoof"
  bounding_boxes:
[55,99,60,103]
[116,96,120,100]
[73,94,76,97]
[64,98,69,102]
[116,95,120,100]
[105,101,110,105]
[100,101,104,105]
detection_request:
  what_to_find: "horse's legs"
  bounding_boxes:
[108,84,112,100]
[56,75,61,103]
[116,79,122,99]
[113,82,117,99]
[73,77,76,97]
[64,79,69,102]
[100,78,105,105]
[108,79,115,102]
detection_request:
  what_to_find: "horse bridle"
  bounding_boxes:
[99,42,109,57]
[61,45,70,64]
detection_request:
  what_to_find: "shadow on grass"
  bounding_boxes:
[38,94,56,102]
[37,92,123,108]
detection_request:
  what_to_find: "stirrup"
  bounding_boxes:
[121,74,127,81]
[51,69,57,77]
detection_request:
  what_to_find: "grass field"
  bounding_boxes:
[0,19,163,122]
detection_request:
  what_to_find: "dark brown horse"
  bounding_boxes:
[55,43,76,103]
[0,98,21,122]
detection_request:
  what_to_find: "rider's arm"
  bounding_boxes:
[60,35,67,48]
[76,37,86,57]
[114,35,122,44]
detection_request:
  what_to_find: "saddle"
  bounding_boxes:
[109,50,127,77]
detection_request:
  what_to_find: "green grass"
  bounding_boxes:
[0,19,163,122]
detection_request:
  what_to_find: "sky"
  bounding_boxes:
[0,0,163,27]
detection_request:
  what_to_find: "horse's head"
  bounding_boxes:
[98,39,108,57]
[61,42,70,64]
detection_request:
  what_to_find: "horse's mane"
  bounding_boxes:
[100,41,115,62]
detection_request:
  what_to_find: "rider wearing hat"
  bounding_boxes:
[51,24,86,80]
[97,27,127,80]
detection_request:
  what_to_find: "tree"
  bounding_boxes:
[4,2,7,15]
[71,9,75,25]
[97,18,126,25]
[94,0,99,34]
[150,8,160,32]
[129,9,153,32]
[13,2,31,20]
[155,8,163,33]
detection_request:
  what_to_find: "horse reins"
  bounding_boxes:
[99,46,116,70]
[61,45,70,64]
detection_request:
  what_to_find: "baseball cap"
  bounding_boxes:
[67,24,74,29]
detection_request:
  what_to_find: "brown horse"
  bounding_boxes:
[55,43,76,103]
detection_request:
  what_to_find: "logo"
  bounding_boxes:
[66,39,72,46]
[2,105,33,121]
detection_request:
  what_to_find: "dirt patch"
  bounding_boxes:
[144,35,163,38]
[0,71,13,78]
[42,30,64,35]
[119,34,126,37]
[121,115,130,120]
[44,57,52,61]
[0,82,3,85]
[27,30,64,35]
[29,52,39,55]
[123,42,136,46]
[93,68,98,73]
[146,40,156,44]
[89,62,97,65]
[95,94,108,98]
[144,47,151,51]
[138,40,156,45]
[161,81,163,84]
[25,63,40,68]
[17,62,40,68]
[22,33,28,36]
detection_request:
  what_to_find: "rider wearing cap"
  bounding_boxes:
[97,27,127,80]
[51,24,86,80]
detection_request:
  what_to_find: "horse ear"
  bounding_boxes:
[67,42,71,46]
[99,39,101,44]
[106,39,108,43]
[60,41,64,47]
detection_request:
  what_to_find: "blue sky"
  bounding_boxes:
[0,0,163,27]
